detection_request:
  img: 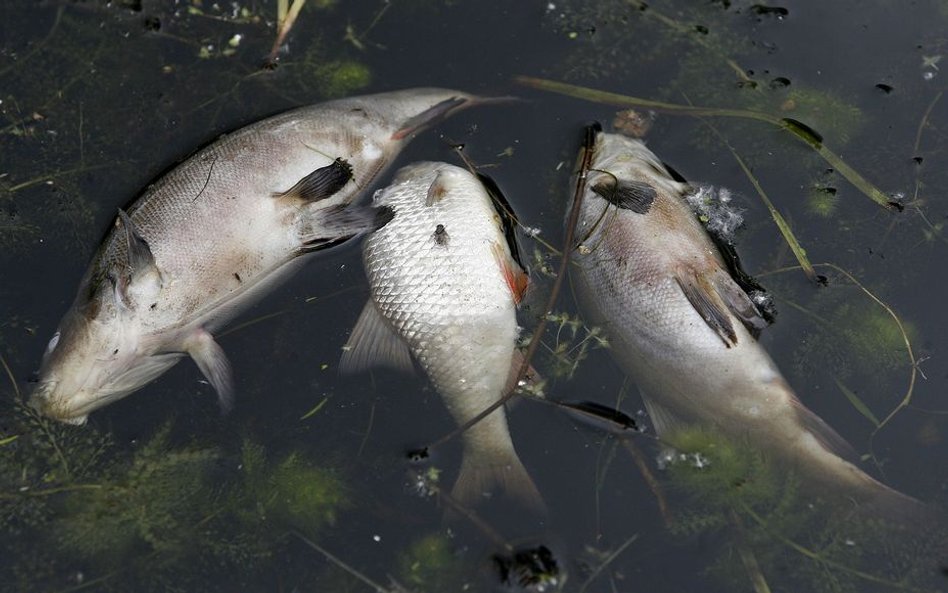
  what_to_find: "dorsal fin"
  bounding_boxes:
[477,172,526,271]
[273,158,353,203]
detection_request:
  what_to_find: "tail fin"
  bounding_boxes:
[451,447,546,514]
[852,476,946,534]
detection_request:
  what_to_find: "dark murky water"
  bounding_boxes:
[2,1,948,591]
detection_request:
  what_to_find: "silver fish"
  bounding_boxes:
[570,129,918,511]
[31,89,478,424]
[341,162,542,508]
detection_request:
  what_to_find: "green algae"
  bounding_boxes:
[662,427,945,593]
[395,532,467,591]
[0,399,350,591]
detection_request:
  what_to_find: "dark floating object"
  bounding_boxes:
[751,4,789,17]
[769,76,791,89]
[694,24,709,34]
[143,16,161,31]
[875,83,894,94]
[913,156,924,165]
[494,545,560,592]
[559,400,639,434]
[406,447,430,463]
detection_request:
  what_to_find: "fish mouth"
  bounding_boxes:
[28,385,91,426]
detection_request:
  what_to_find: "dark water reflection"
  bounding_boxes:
[2,1,948,591]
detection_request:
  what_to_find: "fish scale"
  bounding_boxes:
[344,162,543,509]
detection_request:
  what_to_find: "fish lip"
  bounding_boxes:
[27,385,91,426]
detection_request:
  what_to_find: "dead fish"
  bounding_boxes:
[341,162,543,509]
[569,128,924,514]
[31,88,479,425]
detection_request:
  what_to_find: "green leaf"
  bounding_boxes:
[834,379,880,427]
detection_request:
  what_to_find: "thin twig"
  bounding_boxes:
[425,125,597,452]
[739,502,930,592]
[0,352,21,398]
[756,263,918,450]
[577,534,639,593]
[293,531,392,592]
[621,439,672,526]
[728,509,773,593]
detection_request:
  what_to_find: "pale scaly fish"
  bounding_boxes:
[31,88,479,424]
[341,162,543,509]
[570,128,926,516]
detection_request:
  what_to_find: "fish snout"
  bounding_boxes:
[27,384,89,426]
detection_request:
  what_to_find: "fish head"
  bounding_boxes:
[29,272,175,424]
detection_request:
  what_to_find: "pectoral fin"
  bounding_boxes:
[184,329,234,413]
[675,270,737,347]
[710,268,769,337]
[300,204,394,252]
[339,301,414,374]
[114,209,162,307]
[273,158,353,203]
[591,178,657,214]
[640,390,683,438]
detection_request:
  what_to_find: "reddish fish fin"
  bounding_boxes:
[492,242,529,304]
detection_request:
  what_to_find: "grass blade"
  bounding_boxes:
[834,379,881,427]
[514,76,898,211]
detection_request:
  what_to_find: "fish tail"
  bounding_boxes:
[451,446,546,513]
[854,474,945,532]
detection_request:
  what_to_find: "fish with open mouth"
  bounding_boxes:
[31,88,479,425]
[569,127,926,515]
[341,162,543,508]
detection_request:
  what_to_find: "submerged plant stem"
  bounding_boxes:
[577,533,638,593]
[621,439,672,525]
[514,77,897,211]
[718,131,818,283]
[293,531,393,593]
[758,263,918,444]
[739,502,928,592]
[728,509,773,593]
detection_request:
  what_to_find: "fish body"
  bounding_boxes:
[342,162,542,508]
[570,130,910,507]
[32,89,477,424]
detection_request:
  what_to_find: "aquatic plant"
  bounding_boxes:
[395,532,468,591]
[541,311,609,380]
[232,439,349,538]
[0,394,351,591]
[661,427,944,593]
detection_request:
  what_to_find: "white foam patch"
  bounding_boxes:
[685,185,745,242]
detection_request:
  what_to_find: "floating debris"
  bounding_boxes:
[494,545,560,592]
[684,184,745,242]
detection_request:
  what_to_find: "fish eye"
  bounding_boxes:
[45,332,61,355]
